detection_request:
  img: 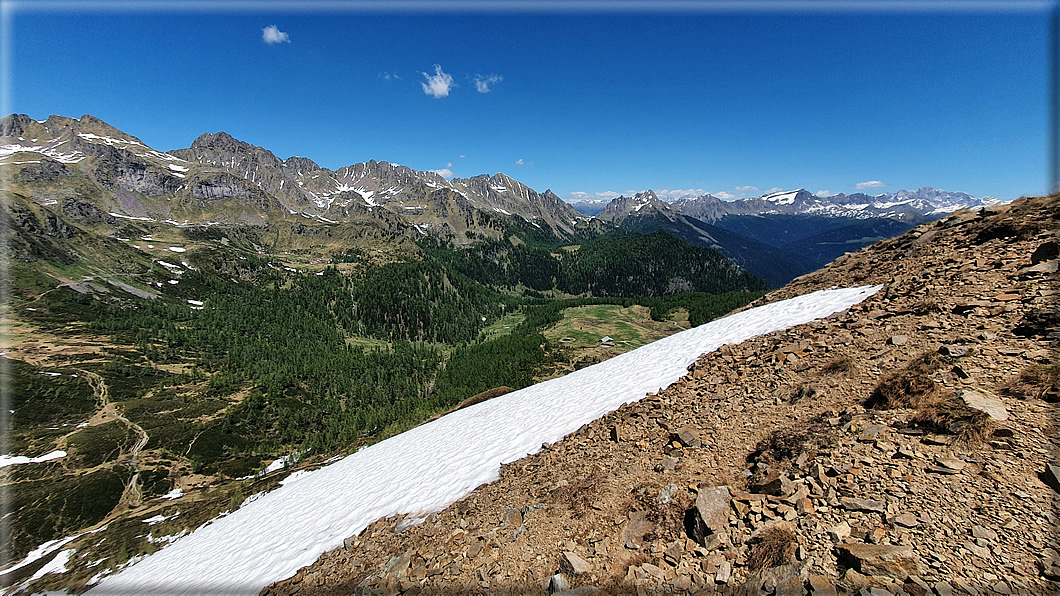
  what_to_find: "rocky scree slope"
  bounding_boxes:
[264,194,1058,596]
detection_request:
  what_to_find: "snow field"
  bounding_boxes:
[91,285,880,595]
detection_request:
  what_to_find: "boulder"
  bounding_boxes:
[688,486,731,546]
[561,551,591,575]
[836,543,922,578]
[956,389,1008,421]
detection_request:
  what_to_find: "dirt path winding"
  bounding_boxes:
[80,370,150,510]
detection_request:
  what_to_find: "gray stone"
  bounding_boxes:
[690,486,731,546]
[991,581,1011,594]
[1042,463,1060,494]
[549,573,570,594]
[858,424,887,442]
[971,525,998,541]
[933,581,954,596]
[714,560,731,585]
[671,426,702,448]
[957,389,1008,421]
[836,543,922,578]
[658,483,679,505]
[827,521,852,542]
[561,551,591,575]
[939,344,970,358]
[889,335,909,346]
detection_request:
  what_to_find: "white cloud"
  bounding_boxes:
[856,180,887,189]
[429,167,454,179]
[815,190,838,197]
[459,154,466,158]
[262,25,290,45]
[655,188,708,201]
[734,185,758,192]
[568,192,591,201]
[765,187,783,194]
[421,65,454,98]
[380,72,402,81]
[515,159,525,166]
[714,191,737,200]
[472,74,503,93]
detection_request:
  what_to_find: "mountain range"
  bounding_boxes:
[1,113,1003,288]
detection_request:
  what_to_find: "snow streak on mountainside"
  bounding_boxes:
[90,285,879,596]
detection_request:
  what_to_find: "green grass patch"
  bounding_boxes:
[66,421,139,468]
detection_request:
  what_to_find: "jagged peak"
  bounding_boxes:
[284,156,321,173]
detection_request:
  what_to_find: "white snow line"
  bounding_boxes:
[90,285,879,596]
[0,450,67,469]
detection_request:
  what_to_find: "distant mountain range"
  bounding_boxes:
[571,187,1001,220]
[572,187,1005,283]
[1,113,1005,288]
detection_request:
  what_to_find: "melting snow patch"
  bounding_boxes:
[186,299,204,306]
[168,164,189,172]
[168,247,187,253]
[168,280,179,285]
[0,450,67,468]
[110,213,154,222]
[25,548,75,584]
[91,285,879,596]
[162,488,184,500]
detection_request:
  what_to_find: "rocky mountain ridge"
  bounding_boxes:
[0,114,587,242]
[573,188,1000,224]
[264,193,1059,596]
[591,191,821,288]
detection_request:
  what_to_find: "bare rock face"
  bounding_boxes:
[836,543,922,579]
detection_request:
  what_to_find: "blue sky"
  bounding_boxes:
[7,2,1056,201]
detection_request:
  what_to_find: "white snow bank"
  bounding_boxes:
[0,450,66,469]
[91,286,879,595]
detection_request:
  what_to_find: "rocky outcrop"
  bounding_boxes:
[263,194,1058,595]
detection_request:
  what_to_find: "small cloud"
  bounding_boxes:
[421,65,454,98]
[856,180,887,189]
[655,188,708,201]
[380,72,402,81]
[472,74,503,93]
[515,159,525,166]
[765,187,783,194]
[262,25,290,45]
[815,190,838,197]
[714,191,737,200]
[459,154,466,158]
[568,192,591,201]
[429,167,454,178]
[734,185,758,192]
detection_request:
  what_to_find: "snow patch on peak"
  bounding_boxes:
[762,190,800,205]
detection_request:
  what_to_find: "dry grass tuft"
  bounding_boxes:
[821,356,856,375]
[748,419,836,472]
[866,351,947,409]
[868,351,991,443]
[1003,364,1060,402]
[747,527,798,570]
[912,396,993,444]
[789,383,820,402]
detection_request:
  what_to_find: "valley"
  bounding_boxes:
[0,113,1025,595]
